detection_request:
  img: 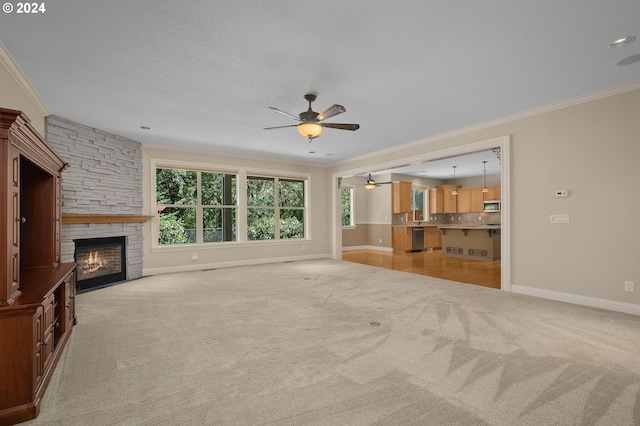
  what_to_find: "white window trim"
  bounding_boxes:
[341,186,356,229]
[150,159,311,251]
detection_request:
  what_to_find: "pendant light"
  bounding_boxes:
[451,166,458,195]
[482,161,489,193]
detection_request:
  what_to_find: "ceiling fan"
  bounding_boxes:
[264,93,360,142]
[360,173,392,190]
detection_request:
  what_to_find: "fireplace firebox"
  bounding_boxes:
[74,236,126,291]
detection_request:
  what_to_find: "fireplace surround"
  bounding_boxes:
[74,236,126,291]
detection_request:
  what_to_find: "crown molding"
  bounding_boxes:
[0,41,50,117]
[332,79,640,168]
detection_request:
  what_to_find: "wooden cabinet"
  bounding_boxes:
[392,182,412,213]
[424,227,442,249]
[486,185,501,200]
[0,108,77,425]
[392,226,412,251]
[470,188,485,212]
[429,188,443,214]
[439,185,460,213]
[457,188,471,213]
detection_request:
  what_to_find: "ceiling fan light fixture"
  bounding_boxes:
[365,174,377,190]
[297,122,323,139]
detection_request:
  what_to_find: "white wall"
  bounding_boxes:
[141,146,331,275]
[330,86,640,312]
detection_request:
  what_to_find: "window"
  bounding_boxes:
[341,187,354,227]
[411,187,426,220]
[247,176,305,240]
[156,167,237,245]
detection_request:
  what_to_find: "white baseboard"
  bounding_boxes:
[342,245,394,253]
[511,284,640,316]
[142,253,330,276]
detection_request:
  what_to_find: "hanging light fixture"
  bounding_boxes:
[451,166,458,195]
[364,174,377,190]
[482,160,489,193]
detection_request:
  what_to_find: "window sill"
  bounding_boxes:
[151,238,312,253]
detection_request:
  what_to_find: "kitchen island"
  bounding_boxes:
[439,225,501,261]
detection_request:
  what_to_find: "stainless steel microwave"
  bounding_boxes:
[483,200,501,212]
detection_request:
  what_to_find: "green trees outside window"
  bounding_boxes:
[341,187,353,227]
[156,168,236,245]
[156,167,306,245]
[247,176,305,240]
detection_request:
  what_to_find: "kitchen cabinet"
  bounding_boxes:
[0,108,77,424]
[439,185,460,213]
[470,188,485,212]
[392,227,412,251]
[486,186,501,200]
[457,188,471,213]
[424,227,442,249]
[429,188,443,214]
[392,181,412,213]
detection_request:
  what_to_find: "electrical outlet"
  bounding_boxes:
[624,281,634,292]
[550,214,570,224]
[555,189,568,198]
[191,252,198,261]
[379,239,382,244]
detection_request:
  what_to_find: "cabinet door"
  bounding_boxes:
[429,189,443,214]
[488,186,501,200]
[41,294,55,375]
[7,148,21,302]
[33,305,44,390]
[392,182,412,213]
[441,185,459,213]
[392,227,411,251]
[470,188,485,212]
[457,189,471,213]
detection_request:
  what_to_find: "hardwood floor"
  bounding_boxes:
[342,249,501,289]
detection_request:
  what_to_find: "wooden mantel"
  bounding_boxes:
[62,214,153,224]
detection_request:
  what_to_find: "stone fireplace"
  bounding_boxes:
[46,116,146,288]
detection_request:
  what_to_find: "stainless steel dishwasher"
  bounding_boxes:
[411,227,424,252]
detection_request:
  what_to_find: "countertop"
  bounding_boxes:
[393,223,501,229]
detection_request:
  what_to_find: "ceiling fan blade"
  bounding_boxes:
[317,104,346,121]
[267,107,301,121]
[321,123,360,131]
[263,124,299,130]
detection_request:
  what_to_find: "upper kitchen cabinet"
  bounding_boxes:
[440,185,460,213]
[486,186,501,200]
[457,188,472,213]
[429,188,443,214]
[392,182,412,213]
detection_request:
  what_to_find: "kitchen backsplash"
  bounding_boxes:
[392,212,501,226]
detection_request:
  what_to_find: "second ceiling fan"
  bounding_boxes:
[264,93,360,142]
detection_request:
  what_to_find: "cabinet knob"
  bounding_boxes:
[53,321,59,328]
[21,217,27,223]
[36,341,44,348]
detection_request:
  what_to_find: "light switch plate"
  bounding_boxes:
[550,214,570,224]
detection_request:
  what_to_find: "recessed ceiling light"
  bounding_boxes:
[609,36,635,48]
[140,126,151,130]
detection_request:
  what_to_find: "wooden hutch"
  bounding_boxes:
[0,108,77,424]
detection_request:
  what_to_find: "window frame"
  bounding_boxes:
[246,174,307,241]
[151,159,311,251]
[341,186,356,229]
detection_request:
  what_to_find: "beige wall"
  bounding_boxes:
[330,87,640,308]
[141,146,331,274]
[0,42,48,135]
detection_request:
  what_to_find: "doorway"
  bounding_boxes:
[332,135,511,291]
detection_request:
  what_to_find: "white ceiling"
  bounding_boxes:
[1,1,639,169]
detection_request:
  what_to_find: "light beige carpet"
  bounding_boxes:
[26,259,640,425]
